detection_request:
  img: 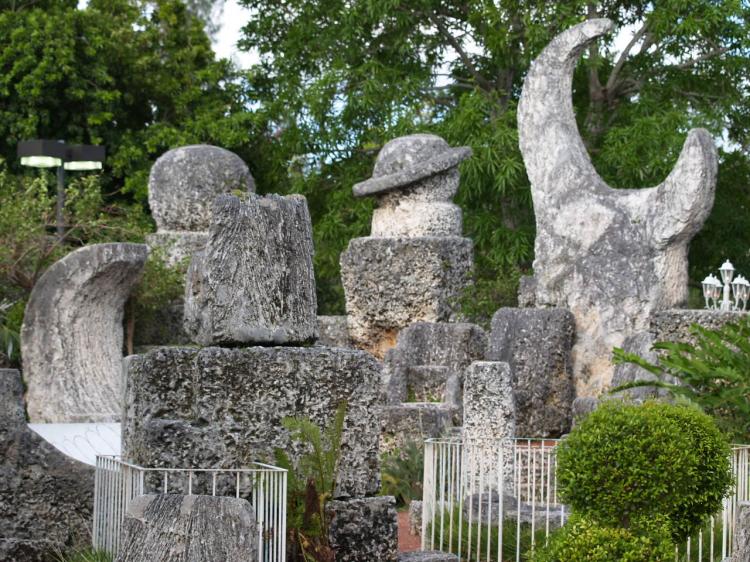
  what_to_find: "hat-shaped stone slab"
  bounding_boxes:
[184,193,318,345]
[148,144,255,232]
[354,134,472,238]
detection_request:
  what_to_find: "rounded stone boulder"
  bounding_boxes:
[148,145,255,231]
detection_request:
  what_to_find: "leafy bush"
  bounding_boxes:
[530,514,674,562]
[555,400,732,541]
[613,317,750,442]
[273,402,347,562]
[380,440,424,507]
[54,548,112,562]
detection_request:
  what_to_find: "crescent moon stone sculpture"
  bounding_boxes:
[517,19,717,396]
[22,243,149,422]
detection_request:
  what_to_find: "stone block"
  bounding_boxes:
[184,193,317,346]
[340,237,473,357]
[21,243,148,422]
[380,403,454,454]
[391,321,488,373]
[651,309,748,346]
[409,500,423,536]
[115,495,257,562]
[148,145,255,232]
[398,552,458,562]
[489,308,575,437]
[730,501,750,561]
[0,369,94,561]
[146,231,208,267]
[463,361,516,443]
[317,315,352,347]
[518,20,716,396]
[326,496,398,562]
[123,346,382,498]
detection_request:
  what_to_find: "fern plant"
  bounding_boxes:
[274,401,347,562]
[380,440,424,507]
[612,317,750,442]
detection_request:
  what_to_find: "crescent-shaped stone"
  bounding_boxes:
[518,18,716,241]
[22,243,149,422]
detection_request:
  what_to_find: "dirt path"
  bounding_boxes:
[398,510,421,552]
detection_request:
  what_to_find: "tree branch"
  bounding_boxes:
[671,46,730,70]
[606,23,648,93]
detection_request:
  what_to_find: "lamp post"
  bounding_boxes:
[17,140,105,240]
[702,259,750,311]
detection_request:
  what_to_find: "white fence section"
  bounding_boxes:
[93,456,287,562]
[421,438,750,562]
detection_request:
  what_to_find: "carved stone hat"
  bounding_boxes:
[353,134,472,197]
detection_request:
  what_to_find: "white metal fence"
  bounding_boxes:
[421,438,750,561]
[93,456,287,562]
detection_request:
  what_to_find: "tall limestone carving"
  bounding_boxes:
[517,19,717,395]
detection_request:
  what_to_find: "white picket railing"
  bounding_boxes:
[93,456,287,562]
[421,438,750,562]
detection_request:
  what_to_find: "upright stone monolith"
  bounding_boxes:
[517,19,717,396]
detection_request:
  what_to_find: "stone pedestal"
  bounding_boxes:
[488,308,575,437]
[0,369,94,561]
[116,495,257,562]
[381,403,454,454]
[341,237,473,357]
[326,496,398,562]
[123,345,382,498]
[21,243,148,422]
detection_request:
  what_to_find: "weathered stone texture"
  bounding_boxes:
[341,238,473,357]
[381,403,454,454]
[517,19,717,397]
[730,501,750,562]
[0,369,94,561]
[317,315,352,348]
[145,231,208,267]
[408,500,423,536]
[148,144,255,232]
[123,346,382,498]
[115,495,257,562]
[651,309,747,345]
[22,243,148,422]
[489,308,575,437]
[463,361,516,443]
[184,193,317,346]
[326,496,398,562]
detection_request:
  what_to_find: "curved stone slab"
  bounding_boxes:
[22,243,149,422]
[148,144,255,232]
[517,19,717,395]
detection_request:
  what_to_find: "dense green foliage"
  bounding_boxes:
[531,514,674,562]
[238,0,750,314]
[380,440,424,507]
[555,401,732,542]
[613,317,750,442]
[54,548,112,562]
[273,402,347,562]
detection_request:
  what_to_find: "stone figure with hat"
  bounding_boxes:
[341,133,475,357]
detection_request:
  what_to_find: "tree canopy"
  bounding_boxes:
[238,0,750,315]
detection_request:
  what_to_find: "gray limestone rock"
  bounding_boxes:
[399,552,458,562]
[463,361,516,489]
[115,495,257,562]
[22,243,148,422]
[610,331,663,400]
[148,145,255,232]
[0,369,94,561]
[408,500,423,536]
[145,231,208,267]
[341,238,473,357]
[326,496,398,562]
[517,19,717,397]
[123,345,382,498]
[184,193,317,346]
[730,502,750,562]
[392,321,489,373]
[317,315,352,348]
[571,396,600,427]
[651,309,747,345]
[489,308,575,437]
[380,403,454,454]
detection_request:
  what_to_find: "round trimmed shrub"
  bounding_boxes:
[531,514,674,562]
[556,400,732,541]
